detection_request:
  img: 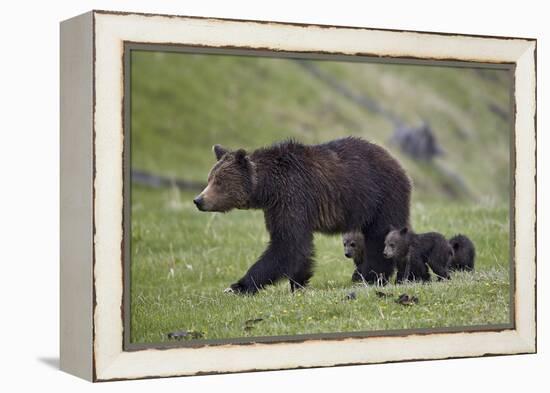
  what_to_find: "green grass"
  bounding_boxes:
[129,50,512,344]
[130,186,510,344]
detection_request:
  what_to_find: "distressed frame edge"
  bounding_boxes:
[91,8,538,42]
[89,11,537,382]
[59,11,95,381]
[97,349,536,383]
[512,40,537,353]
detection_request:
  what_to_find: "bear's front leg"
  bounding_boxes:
[395,259,408,284]
[227,230,314,295]
[401,256,412,283]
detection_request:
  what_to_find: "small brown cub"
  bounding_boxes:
[383,227,453,283]
[448,234,475,272]
[342,232,365,282]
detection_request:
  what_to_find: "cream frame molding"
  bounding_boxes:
[60,10,536,381]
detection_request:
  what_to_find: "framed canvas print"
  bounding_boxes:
[60,10,537,381]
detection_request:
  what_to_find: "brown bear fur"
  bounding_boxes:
[342,232,365,282]
[449,234,475,272]
[194,137,411,293]
[383,227,453,283]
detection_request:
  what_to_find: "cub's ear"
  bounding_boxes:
[399,226,409,235]
[213,144,228,160]
[452,242,460,251]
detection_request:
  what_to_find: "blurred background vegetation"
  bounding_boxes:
[131,50,512,204]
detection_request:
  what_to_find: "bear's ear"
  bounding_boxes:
[399,226,409,235]
[213,144,228,160]
[234,149,249,167]
[452,242,460,251]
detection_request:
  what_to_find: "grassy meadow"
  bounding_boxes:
[129,50,512,344]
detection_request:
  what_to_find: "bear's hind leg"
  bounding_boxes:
[412,261,431,282]
[289,260,314,292]
[359,234,394,286]
[288,245,315,292]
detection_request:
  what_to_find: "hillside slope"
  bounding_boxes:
[131,50,511,203]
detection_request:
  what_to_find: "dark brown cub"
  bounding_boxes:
[342,232,365,282]
[449,234,475,272]
[384,227,452,283]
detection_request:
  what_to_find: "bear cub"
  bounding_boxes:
[448,234,475,272]
[342,232,365,282]
[383,227,452,283]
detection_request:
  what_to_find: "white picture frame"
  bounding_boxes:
[60,10,536,381]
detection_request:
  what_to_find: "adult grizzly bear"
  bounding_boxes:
[193,137,411,294]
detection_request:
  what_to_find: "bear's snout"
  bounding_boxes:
[344,252,352,258]
[193,195,205,211]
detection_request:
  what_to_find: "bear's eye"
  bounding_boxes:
[350,242,355,248]
[389,243,395,248]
